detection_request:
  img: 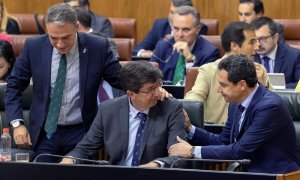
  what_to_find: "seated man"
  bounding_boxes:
[169,54,300,174]
[150,6,219,85]
[61,61,186,168]
[64,0,114,37]
[252,17,300,88]
[238,0,284,43]
[133,0,208,57]
[185,22,270,124]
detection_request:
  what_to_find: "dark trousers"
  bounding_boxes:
[33,124,86,163]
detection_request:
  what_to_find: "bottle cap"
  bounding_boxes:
[3,128,9,134]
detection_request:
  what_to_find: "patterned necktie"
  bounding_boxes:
[172,53,185,85]
[234,104,245,142]
[262,56,270,73]
[98,81,109,102]
[131,112,147,166]
[44,54,67,138]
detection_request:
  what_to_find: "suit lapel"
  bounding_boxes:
[43,39,53,110]
[77,33,89,109]
[274,43,285,73]
[119,96,130,163]
[139,103,159,158]
[237,85,266,139]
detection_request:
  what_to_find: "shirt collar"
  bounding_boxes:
[240,83,259,109]
[260,44,278,60]
[128,97,149,118]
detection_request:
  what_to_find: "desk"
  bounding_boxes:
[1,162,299,180]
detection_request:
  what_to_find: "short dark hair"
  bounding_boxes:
[74,7,91,28]
[251,16,278,35]
[0,40,15,81]
[120,61,162,92]
[221,22,254,52]
[218,54,258,87]
[63,0,90,7]
[45,3,77,25]
[172,0,193,7]
[239,0,264,15]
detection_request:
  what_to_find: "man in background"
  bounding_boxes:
[150,6,219,85]
[64,0,114,37]
[133,0,208,57]
[252,17,300,88]
[238,0,284,43]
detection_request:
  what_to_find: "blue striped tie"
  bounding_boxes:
[44,54,67,139]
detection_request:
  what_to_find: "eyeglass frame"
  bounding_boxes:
[138,80,163,95]
[256,33,275,43]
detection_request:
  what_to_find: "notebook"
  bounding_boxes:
[268,73,286,90]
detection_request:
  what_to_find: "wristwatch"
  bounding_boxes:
[187,55,196,63]
[10,121,24,129]
[190,146,196,158]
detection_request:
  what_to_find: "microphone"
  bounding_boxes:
[152,38,176,63]
[170,158,251,168]
[33,153,110,165]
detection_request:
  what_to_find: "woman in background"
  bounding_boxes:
[0,40,15,82]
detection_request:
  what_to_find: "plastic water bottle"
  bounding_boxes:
[0,128,11,161]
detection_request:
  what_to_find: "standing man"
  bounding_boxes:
[133,0,208,57]
[4,3,121,162]
[64,0,114,38]
[61,61,186,168]
[185,22,270,124]
[150,6,219,84]
[169,54,300,174]
[252,17,300,88]
[238,0,284,43]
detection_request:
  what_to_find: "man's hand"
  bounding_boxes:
[173,41,193,61]
[158,87,172,101]
[169,136,193,158]
[183,109,192,132]
[140,50,153,58]
[60,157,75,164]
[139,161,160,168]
[255,62,268,86]
[13,125,32,148]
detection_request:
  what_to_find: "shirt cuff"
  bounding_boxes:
[10,119,24,126]
[187,125,196,139]
[153,160,165,168]
[193,146,202,159]
[137,49,145,57]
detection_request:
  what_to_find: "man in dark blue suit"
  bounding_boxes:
[133,0,208,57]
[4,3,121,162]
[251,17,300,89]
[169,54,300,174]
[150,6,219,84]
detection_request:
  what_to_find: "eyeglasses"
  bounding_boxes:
[256,34,274,43]
[138,80,163,95]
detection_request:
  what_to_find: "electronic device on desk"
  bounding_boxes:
[131,56,150,61]
[162,82,185,99]
[268,73,286,90]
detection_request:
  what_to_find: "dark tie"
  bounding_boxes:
[131,112,147,166]
[172,53,185,85]
[234,104,245,142]
[262,56,270,73]
[44,54,67,138]
[98,81,109,102]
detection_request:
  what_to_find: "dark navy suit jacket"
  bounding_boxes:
[254,43,300,89]
[133,18,208,55]
[150,36,219,82]
[190,84,300,173]
[4,33,122,148]
[90,11,114,38]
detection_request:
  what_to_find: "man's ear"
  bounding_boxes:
[231,41,240,53]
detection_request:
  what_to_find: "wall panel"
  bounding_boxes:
[4,0,300,44]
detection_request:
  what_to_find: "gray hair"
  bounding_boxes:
[45,3,77,26]
[172,6,200,27]
[171,0,193,7]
